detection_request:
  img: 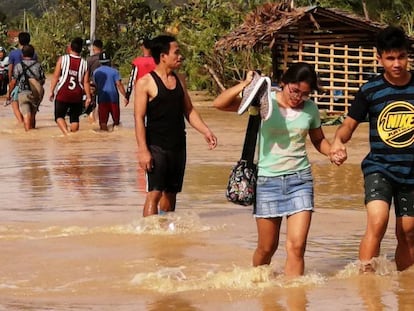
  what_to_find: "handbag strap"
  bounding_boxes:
[241,98,261,166]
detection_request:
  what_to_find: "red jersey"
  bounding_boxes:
[125,56,156,99]
[55,54,88,103]
[132,56,156,79]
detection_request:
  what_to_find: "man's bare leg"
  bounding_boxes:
[11,101,23,123]
[159,192,177,213]
[395,216,414,271]
[23,113,32,131]
[359,200,389,272]
[143,190,162,217]
[56,118,69,135]
[69,122,80,133]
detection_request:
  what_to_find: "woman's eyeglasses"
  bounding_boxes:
[287,84,310,101]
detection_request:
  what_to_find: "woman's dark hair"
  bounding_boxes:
[376,26,410,55]
[281,62,320,92]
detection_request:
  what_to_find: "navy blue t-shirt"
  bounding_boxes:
[348,72,414,184]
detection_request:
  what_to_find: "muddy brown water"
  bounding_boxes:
[0,85,412,310]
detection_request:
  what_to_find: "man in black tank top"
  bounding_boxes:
[134,35,218,217]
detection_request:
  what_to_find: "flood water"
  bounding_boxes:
[0,87,413,311]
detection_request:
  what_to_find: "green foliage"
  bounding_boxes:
[169,0,247,89]
[375,0,414,35]
[6,0,414,91]
[160,0,271,90]
[28,0,171,74]
[29,5,87,71]
[0,9,6,25]
[0,23,8,50]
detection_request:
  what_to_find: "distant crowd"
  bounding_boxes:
[1,32,154,134]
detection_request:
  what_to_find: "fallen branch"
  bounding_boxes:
[203,64,226,92]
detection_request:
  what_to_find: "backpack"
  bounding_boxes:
[20,62,45,108]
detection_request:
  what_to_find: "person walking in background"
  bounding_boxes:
[93,51,128,131]
[7,45,45,131]
[330,26,414,273]
[8,32,36,123]
[213,63,331,277]
[86,39,104,121]
[0,46,9,96]
[49,37,91,135]
[87,39,103,76]
[134,35,217,217]
[125,38,156,101]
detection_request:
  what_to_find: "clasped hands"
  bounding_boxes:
[329,141,347,166]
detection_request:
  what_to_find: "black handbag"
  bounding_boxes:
[226,106,261,206]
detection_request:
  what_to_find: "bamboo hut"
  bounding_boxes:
[215,2,414,114]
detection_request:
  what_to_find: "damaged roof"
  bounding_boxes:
[214,3,412,51]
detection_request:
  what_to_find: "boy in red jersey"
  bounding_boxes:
[125,38,155,101]
[49,37,91,135]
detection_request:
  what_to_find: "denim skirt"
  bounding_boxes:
[254,167,314,218]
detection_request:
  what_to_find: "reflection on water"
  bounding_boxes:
[0,99,411,310]
[313,163,364,210]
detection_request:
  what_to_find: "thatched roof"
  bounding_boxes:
[214,3,402,51]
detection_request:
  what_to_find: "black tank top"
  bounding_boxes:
[146,71,186,150]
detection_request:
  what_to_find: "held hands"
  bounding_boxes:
[329,140,347,166]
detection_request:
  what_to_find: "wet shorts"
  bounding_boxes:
[18,91,36,115]
[54,100,83,123]
[98,102,120,125]
[146,145,186,193]
[364,172,414,217]
[254,167,314,218]
[11,86,19,101]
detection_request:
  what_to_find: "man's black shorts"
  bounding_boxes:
[146,145,186,193]
[365,172,414,217]
[55,100,83,123]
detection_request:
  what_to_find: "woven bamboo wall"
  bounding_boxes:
[279,41,413,114]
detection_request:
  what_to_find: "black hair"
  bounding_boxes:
[149,35,176,64]
[376,26,410,55]
[281,62,320,92]
[93,39,103,49]
[142,38,152,50]
[99,51,111,65]
[22,44,35,58]
[18,32,31,45]
[70,37,83,54]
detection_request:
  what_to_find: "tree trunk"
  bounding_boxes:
[362,0,370,20]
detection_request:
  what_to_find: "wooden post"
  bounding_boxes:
[329,44,334,112]
[314,41,319,106]
[271,41,280,83]
[344,45,349,114]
